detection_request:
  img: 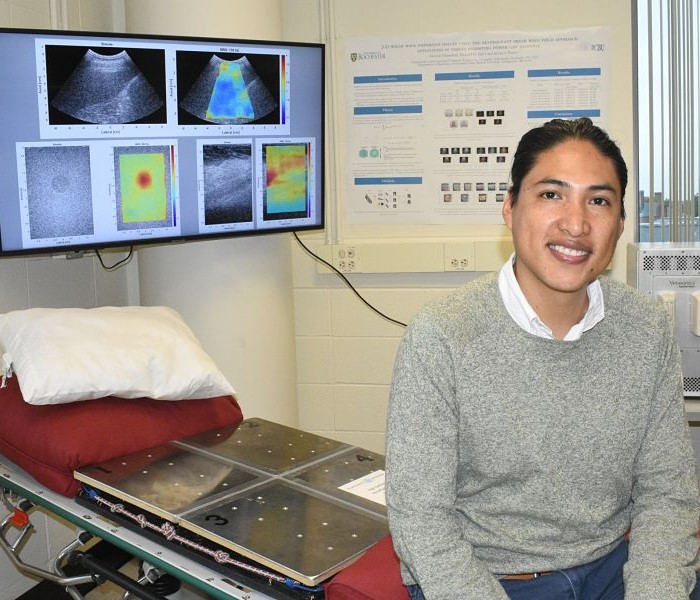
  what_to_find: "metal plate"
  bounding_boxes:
[0,458,277,600]
[289,448,386,516]
[75,419,388,587]
[75,443,262,520]
[183,480,388,585]
[180,418,350,474]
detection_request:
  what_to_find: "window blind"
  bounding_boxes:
[636,0,699,242]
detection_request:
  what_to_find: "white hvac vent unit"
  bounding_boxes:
[628,242,700,397]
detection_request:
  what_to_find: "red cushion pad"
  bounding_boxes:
[325,535,409,600]
[0,374,243,496]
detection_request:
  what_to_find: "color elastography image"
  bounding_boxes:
[202,144,253,225]
[114,146,174,230]
[24,145,94,239]
[206,60,255,122]
[262,143,310,220]
[178,52,279,125]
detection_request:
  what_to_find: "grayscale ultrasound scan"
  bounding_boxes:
[51,49,164,124]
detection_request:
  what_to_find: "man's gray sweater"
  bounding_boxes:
[386,273,700,599]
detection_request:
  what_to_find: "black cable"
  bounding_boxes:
[95,246,134,271]
[293,232,407,328]
[68,552,165,600]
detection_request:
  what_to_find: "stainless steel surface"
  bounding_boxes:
[75,419,388,586]
[179,418,350,473]
[183,480,387,584]
[76,443,262,519]
[290,448,386,516]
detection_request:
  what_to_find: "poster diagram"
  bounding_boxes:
[345,27,609,225]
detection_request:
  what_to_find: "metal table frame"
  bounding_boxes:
[1,456,281,600]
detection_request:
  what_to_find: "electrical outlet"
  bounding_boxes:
[444,242,474,271]
[332,245,362,273]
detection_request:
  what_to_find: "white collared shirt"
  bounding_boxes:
[497,253,605,341]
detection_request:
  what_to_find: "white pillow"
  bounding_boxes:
[0,306,235,405]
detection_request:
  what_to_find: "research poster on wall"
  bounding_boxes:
[344,27,609,225]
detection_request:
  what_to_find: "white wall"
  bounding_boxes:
[285,0,635,452]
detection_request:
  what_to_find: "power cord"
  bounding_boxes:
[95,246,134,271]
[293,232,407,328]
[93,238,406,327]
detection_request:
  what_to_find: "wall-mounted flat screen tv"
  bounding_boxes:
[0,28,324,256]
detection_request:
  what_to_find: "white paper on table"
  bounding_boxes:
[338,469,386,506]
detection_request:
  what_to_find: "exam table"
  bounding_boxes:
[0,307,394,600]
[0,418,390,600]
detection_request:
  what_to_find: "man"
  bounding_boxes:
[386,118,700,600]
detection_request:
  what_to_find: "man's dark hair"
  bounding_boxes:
[508,117,627,219]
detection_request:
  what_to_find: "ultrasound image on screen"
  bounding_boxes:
[202,144,253,225]
[178,52,279,125]
[0,30,322,255]
[47,46,166,125]
[24,145,94,240]
[114,146,173,230]
[262,143,310,221]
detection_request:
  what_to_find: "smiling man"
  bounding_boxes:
[386,118,700,600]
[501,134,624,341]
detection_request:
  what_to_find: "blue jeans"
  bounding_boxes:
[692,578,700,600]
[406,540,649,600]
